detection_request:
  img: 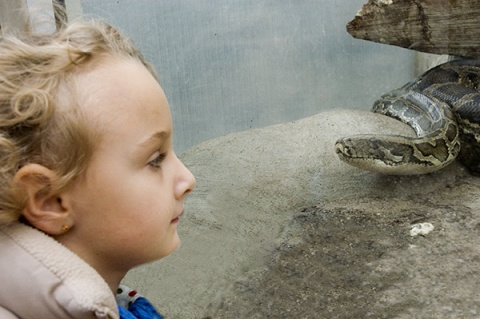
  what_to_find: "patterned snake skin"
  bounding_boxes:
[335,59,480,175]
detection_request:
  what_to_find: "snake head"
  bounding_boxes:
[336,135,406,164]
[335,134,455,175]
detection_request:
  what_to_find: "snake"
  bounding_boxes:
[335,59,480,175]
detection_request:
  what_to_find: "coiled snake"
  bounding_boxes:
[335,59,480,175]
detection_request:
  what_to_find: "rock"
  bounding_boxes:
[124,110,480,318]
[347,0,480,57]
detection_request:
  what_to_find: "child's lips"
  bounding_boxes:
[171,211,184,223]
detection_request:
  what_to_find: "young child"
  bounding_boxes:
[0,13,196,319]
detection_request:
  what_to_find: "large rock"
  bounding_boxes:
[125,110,479,318]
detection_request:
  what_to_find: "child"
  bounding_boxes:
[0,12,196,319]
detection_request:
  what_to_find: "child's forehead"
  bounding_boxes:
[69,56,171,142]
[73,57,160,115]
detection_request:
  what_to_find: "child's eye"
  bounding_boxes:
[148,152,167,169]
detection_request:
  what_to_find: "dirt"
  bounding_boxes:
[206,177,480,319]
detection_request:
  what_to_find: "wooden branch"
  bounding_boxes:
[347,0,480,58]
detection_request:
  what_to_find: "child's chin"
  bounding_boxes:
[163,234,181,258]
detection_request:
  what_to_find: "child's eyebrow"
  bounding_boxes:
[138,131,170,149]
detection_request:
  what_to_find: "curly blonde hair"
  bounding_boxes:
[0,18,156,224]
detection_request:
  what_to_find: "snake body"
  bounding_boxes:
[335,59,480,175]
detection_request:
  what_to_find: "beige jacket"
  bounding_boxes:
[0,223,119,318]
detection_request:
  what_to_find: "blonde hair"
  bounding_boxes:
[0,17,156,224]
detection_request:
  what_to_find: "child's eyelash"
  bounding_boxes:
[148,152,167,168]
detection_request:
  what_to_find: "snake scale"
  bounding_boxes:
[335,59,480,175]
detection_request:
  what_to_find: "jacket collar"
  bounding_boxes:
[0,223,118,318]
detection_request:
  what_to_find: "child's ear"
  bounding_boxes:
[14,164,72,235]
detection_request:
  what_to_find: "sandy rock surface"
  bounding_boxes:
[125,110,480,319]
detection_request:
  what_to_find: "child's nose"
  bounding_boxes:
[174,156,196,198]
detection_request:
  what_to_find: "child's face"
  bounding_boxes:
[60,58,196,277]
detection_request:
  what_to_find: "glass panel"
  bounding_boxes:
[81,0,415,152]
